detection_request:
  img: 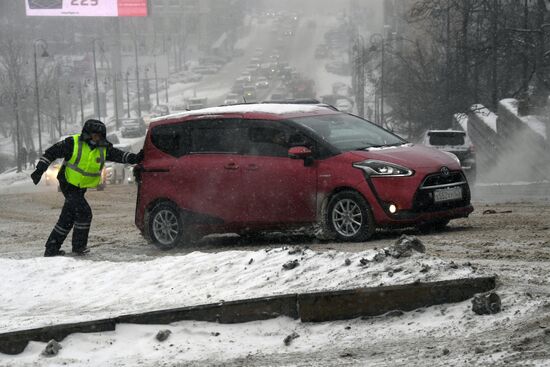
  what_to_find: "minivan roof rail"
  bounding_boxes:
[261,98,322,104]
[262,99,339,111]
[217,99,339,111]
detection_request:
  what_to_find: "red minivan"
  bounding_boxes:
[135,103,473,248]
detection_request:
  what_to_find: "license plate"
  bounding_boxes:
[434,186,463,203]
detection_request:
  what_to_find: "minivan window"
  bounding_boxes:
[189,119,247,154]
[246,121,312,157]
[150,123,189,157]
[292,114,406,152]
[247,125,290,157]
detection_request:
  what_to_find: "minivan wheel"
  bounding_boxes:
[324,191,375,242]
[149,202,185,249]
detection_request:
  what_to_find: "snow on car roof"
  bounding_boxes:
[427,130,466,134]
[150,103,335,123]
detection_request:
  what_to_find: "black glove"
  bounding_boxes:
[31,169,43,185]
[136,149,144,163]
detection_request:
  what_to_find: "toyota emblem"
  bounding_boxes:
[440,166,450,177]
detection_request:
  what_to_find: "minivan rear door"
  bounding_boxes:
[176,118,249,224]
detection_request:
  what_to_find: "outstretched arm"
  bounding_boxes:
[106,146,143,165]
[31,138,73,185]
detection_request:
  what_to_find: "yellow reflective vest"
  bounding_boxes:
[64,134,106,188]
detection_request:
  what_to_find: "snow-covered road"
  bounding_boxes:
[0,182,549,366]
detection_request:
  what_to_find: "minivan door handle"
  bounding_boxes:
[224,162,239,170]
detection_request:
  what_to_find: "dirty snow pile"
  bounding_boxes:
[0,236,482,334]
[2,236,547,367]
[0,168,31,187]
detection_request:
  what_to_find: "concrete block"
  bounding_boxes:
[0,277,495,355]
[0,319,115,355]
[298,277,496,322]
[117,294,298,325]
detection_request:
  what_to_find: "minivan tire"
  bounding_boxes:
[323,190,375,242]
[148,202,186,250]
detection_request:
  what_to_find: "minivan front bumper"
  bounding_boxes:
[360,170,473,226]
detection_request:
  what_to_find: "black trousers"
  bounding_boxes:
[45,180,92,252]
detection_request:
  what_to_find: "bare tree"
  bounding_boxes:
[376,0,550,136]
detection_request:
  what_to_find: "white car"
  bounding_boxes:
[255,77,269,89]
[421,130,477,183]
[104,143,141,185]
[44,159,63,186]
[224,93,241,105]
[186,97,207,110]
[335,98,353,113]
[170,104,188,113]
[181,73,203,83]
[104,162,126,185]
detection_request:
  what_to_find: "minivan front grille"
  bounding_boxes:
[421,171,465,189]
[412,171,470,212]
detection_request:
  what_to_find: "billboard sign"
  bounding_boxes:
[26,0,148,17]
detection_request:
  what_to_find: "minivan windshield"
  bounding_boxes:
[292,114,406,151]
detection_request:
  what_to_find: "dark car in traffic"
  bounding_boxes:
[121,117,147,138]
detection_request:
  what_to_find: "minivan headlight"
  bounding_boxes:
[353,160,414,177]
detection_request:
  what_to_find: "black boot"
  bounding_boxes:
[44,237,66,257]
[72,247,90,256]
[44,248,66,257]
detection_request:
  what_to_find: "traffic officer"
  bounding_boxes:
[30,119,144,257]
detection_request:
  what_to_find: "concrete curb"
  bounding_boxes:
[0,319,116,355]
[117,294,299,325]
[0,276,495,355]
[298,276,496,322]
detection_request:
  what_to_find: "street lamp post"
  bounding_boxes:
[370,33,386,127]
[143,67,150,109]
[113,73,120,130]
[14,90,21,172]
[78,80,84,123]
[165,78,169,104]
[154,56,159,106]
[133,37,142,117]
[352,35,366,118]
[92,39,101,119]
[33,39,49,155]
[125,71,130,118]
[55,64,63,137]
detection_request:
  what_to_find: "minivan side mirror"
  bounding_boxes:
[288,146,314,167]
[288,146,312,159]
